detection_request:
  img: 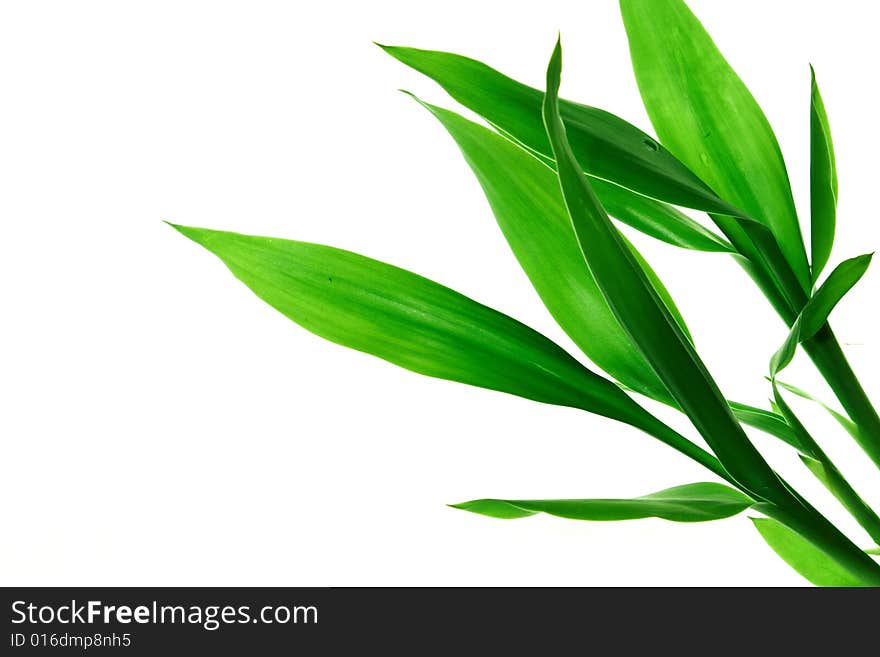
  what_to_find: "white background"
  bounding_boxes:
[2,1,879,586]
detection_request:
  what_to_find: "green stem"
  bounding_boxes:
[726,226,880,471]
[803,325,880,471]
[637,391,880,581]
[807,453,880,546]
[661,216,880,576]
[777,394,880,546]
[712,216,798,324]
[641,408,880,582]
[733,255,796,324]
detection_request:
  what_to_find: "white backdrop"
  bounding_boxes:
[2,1,878,586]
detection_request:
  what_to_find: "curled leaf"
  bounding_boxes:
[770,254,873,378]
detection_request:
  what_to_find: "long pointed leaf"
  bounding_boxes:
[620,0,810,292]
[810,66,837,280]
[452,483,753,523]
[174,220,729,479]
[172,225,638,417]
[542,39,786,500]
[414,98,689,404]
[380,44,739,218]
[802,254,872,338]
[770,254,873,377]
[173,224,729,479]
[751,517,865,586]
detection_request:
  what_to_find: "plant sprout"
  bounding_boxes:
[172,0,880,585]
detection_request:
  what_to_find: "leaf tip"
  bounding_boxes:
[399,90,447,123]
[543,36,564,119]
[448,499,536,519]
[167,223,215,249]
[548,35,562,78]
[447,500,486,515]
[798,452,820,468]
[398,88,432,111]
[165,221,192,237]
[375,43,415,66]
[373,42,396,56]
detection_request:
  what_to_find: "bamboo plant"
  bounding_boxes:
[172,0,880,585]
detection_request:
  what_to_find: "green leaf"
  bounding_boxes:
[172,224,653,419]
[620,0,811,292]
[542,39,786,501]
[802,253,872,338]
[395,85,733,253]
[728,401,803,452]
[452,482,753,523]
[810,66,837,280]
[380,44,739,218]
[751,517,865,586]
[414,97,689,405]
[775,380,860,443]
[754,387,880,550]
[769,316,802,378]
[867,547,880,556]
[770,254,873,377]
[500,115,733,253]
[173,224,731,480]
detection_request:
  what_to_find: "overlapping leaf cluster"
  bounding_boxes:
[173,0,880,585]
